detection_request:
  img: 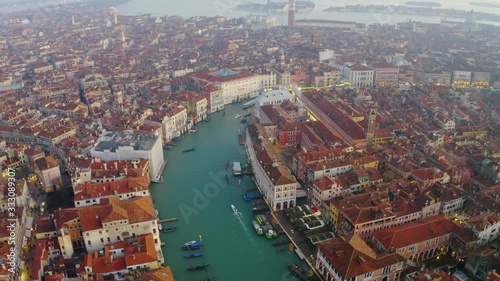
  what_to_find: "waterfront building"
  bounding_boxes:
[193,70,261,104]
[52,196,163,264]
[204,87,224,113]
[189,95,208,124]
[84,233,161,277]
[90,130,165,182]
[315,235,406,281]
[246,124,298,210]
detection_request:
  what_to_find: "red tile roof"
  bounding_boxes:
[372,215,455,249]
[317,235,405,279]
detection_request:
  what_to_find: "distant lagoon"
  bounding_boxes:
[2,0,500,26]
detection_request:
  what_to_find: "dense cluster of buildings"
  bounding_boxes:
[0,1,499,281]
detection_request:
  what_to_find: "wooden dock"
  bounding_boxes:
[158,218,178,223]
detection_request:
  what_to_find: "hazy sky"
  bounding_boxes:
[2,0,500,17]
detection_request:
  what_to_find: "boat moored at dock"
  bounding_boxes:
[252,220,263,235]
[233,162,242,175]
[265,229,278,239]
[182,241,204,250]
[183,252,205,258]
[162,226,177,232]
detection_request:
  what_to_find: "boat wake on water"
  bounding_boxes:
[231,204,250,233]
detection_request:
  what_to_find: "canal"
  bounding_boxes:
[151,104,302,281]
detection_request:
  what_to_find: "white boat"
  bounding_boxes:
[184,240,197,246]
[231,204,237,212]
[158,224,162,230]
[155,209,159,217]
[233,162,242,175]
[189,127,197,133]
[235,114,241,119]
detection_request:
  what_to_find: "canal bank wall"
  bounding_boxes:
[243,139,324,281]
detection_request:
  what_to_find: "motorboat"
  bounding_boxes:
[252,220,263,235]
[158,224,162,230]
[235,114,241,119]
[182,147,195,153]
[231,204,237,213]
[184,241,197,247]
[182,242,204,250]
[232,162,242,175]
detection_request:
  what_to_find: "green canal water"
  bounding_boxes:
[151,104,302,281]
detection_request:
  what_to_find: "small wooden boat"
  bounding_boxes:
[163,226,177,232]
[163,145,173,150]
[182,147,195,153]
[186,264,209,271]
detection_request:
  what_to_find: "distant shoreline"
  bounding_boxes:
[0,0,131,15]
[324,4,500,23]
[470,2,500,8]
[405,1,442,8]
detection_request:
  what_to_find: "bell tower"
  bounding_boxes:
[366,105,377,150]
[288,0,295,27]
